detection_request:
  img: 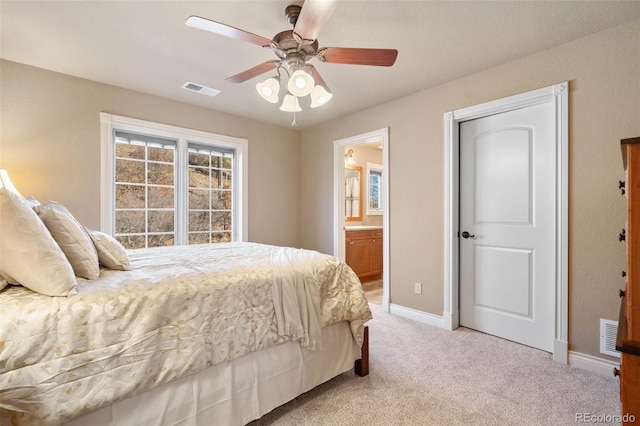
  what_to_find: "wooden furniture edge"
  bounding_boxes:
[617,294,640,357]
[621,137,640,169]
[354,325,369,376]
[623,138,640,342]
[622,137,640,145]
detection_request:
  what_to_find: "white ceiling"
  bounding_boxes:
[2,1,639,129]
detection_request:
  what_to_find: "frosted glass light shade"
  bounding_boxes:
[279,94,302,112]
[256,77,280,103]
[287,69,315,97]
[310,85,333,108]
[0,169,23,197]
[345,153,356,165]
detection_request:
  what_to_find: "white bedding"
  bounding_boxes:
[0,242,371,425]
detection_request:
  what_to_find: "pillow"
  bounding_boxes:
[0,188,77,296]
[34,202,100,280]
[0,269,16,285]
[88,229,131,271]
[24,196,40,208]
[0,275,7,291]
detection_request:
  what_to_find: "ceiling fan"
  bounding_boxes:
[185,0,398,120]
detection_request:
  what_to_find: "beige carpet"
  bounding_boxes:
[251,302,621,425]
[361,279,382,304]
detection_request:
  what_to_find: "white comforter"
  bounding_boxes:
[0,242,372,425]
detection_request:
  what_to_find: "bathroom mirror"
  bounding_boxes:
[345,165,362,222]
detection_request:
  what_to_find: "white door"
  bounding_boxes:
[459,102,556,352]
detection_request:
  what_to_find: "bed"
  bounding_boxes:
[0,189,372,426]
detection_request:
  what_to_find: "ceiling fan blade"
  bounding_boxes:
[186,15,272,47]
[294,0,338,41]
[226,61,278,83]
[321,47,398,67]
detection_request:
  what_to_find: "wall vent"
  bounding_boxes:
[600,319,620,358]
[181,81,221,98]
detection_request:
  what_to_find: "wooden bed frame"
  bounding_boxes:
[355,325,369,376]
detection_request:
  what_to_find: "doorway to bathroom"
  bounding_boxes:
[334,128,390,312]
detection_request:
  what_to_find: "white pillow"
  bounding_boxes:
[24,196,40,208]
[0,188,77,296]
[34,202,100,280]
[88,229,131,271]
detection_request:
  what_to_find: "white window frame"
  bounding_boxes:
[100,113,248,243]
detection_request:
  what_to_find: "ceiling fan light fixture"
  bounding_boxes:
[287,69,315,97]
[279,93,302,112]
[256,77,280,103]
[310,84,333,108]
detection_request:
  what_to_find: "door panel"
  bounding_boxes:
[346,233,372,276]
[474,246,532,318]
[475,127,532,224]
[371,234,383,275]
[459,102,555,352]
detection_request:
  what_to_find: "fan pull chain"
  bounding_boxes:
[292,111,297,127]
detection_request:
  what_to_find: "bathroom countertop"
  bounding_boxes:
[344,225,383,231]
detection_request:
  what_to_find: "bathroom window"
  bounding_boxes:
[367,162,383,216]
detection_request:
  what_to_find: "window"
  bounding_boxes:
[101,113,247,249]
[367,162,383,216]
[187,144,234,244]
[114,132,176,248]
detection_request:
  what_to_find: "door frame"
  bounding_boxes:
[334,128,390,312]
[443,83,569,363]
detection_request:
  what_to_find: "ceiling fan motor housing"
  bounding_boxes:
[272,30,319,61]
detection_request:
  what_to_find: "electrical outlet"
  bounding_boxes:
[414,282,422,295]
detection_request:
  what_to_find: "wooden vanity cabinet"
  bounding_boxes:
[346,229,383,281]
[617,137,640,425]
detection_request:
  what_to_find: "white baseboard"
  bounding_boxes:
[568,350,619,377]
[389,303,444,328]
[442,311,455,331]
[553,339,568,364]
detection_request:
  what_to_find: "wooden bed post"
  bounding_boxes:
[354,325,369,376]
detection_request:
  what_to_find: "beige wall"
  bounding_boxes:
[300,19,640,358]
[0,60,302,247]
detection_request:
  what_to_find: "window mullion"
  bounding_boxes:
[144,145,149,248]
[175,138,188,245]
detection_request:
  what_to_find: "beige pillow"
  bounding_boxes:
[88,229,131,271]
[35,202,100,280]
[0,188,77,296]
[0,269,16,285]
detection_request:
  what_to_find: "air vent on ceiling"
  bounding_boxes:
[600,318,620,358]
[182,81,220,98]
